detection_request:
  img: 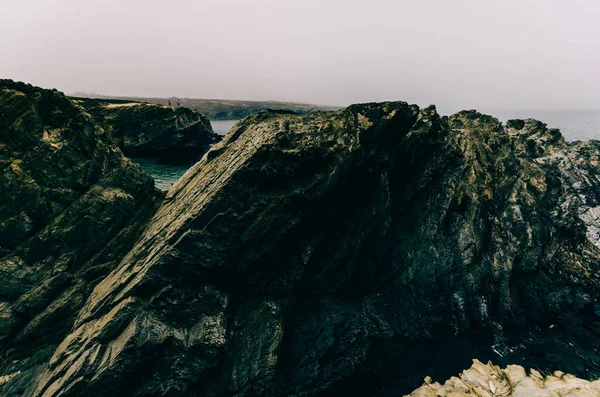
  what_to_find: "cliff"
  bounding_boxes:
[73,97,220,157]
[70,94,341,120]
[0,80,162,394]
[2,82,600,396]
[24,103,600,396]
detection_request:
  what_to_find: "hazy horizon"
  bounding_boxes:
[68,90,340,107]
[2,0,600,115]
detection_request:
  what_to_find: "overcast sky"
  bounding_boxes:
[1,0,599,113]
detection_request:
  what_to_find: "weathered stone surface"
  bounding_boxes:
[74,97,220,156]
[0,80,162,395]
[407,359,600,396]
[4,81,600,396]
[24,103,600,396]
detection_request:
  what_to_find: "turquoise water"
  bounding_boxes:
[131,120,238,190]
[134,111,600,191]
[131,157,191,190]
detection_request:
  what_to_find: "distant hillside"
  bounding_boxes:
[70,92,340,120]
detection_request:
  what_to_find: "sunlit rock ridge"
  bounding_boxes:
[407,360,600,397]
[1,80,600,396]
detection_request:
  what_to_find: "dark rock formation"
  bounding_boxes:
[0,80,162,395]
[3,81,600,396]
[73,97,220,157]
[9,101,599,397]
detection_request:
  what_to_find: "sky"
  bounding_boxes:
[1,0,599,114]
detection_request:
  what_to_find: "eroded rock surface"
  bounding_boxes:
[74,97,220,156]
[0,80,162,395]
[3,81,600,396]
[407,359,600,396]
[25,103,600,396]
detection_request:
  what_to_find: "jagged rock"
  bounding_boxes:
[4,81,600,396]
[406,359,600,396]
[73,97,221,157]
[23,102,600,397]
[0,80,162,395]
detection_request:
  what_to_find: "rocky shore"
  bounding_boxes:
[73,97,221,158]
[2,80,600,396]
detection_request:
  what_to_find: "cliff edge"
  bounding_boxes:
[73,97,220,157]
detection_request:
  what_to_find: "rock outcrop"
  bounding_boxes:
[3,81,600,396]
[74,97,220,157]
[71,94,341,121]
[0,80,162,395]
[407,359,600,396]
[18,102,600,397]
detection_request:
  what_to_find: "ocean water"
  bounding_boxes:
[131,119,239,190]
[133,111,600,191]
[491,109,600,142]
[211,120,239,136]
[131,157,192,191]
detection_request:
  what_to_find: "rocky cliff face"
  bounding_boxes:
[3,82,600,396]
[407,359,600,396]
[11,101,599,397]
[74,97,220,157]
[0,80,162,395]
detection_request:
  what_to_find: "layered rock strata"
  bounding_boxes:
[2,81,600,396]
[74,97,220,157]
[0,80,162,395]
[25,103,600,396]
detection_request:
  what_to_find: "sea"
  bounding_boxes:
[133,111,600,191]
[491,109,600,142]
[130,120,238,190]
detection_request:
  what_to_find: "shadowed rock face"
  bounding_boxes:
[0,80,162,395]
[3,81,600,397]
[17,100,600,397]
[74,97,221,157]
